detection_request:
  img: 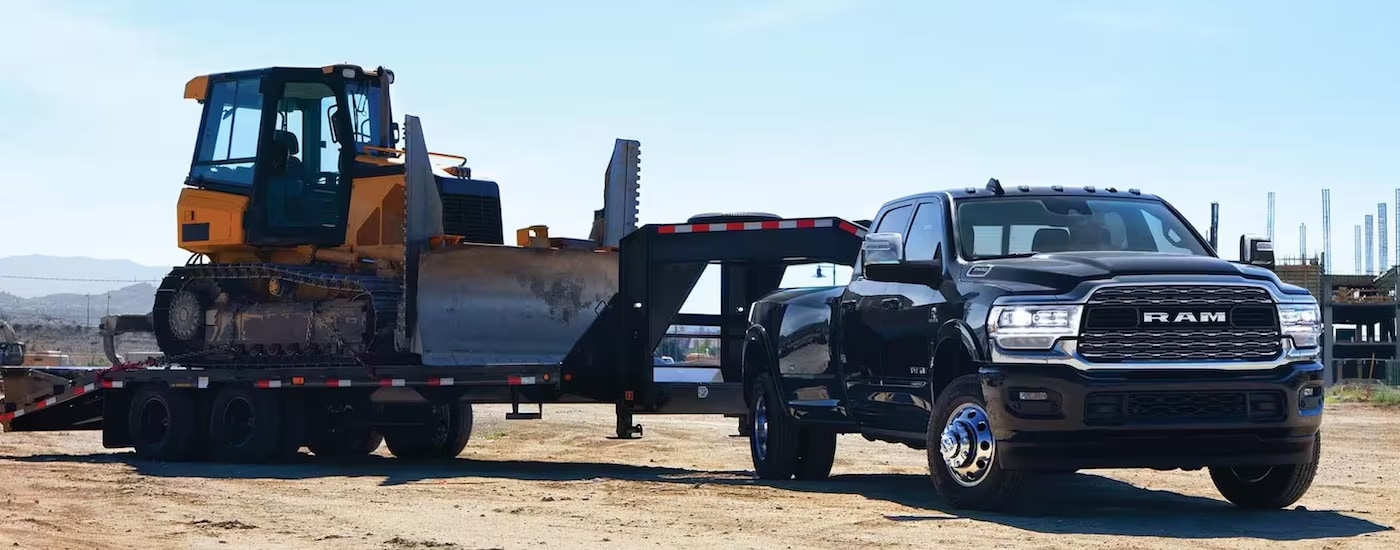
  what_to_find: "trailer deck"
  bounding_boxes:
[1,215,866,453]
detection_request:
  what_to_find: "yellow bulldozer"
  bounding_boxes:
[119,63,636,369]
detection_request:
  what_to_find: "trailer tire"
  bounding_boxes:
[308,428,382,458]
[206,385,283,463]
[749,374,800,479]
[128,385,199,461]
[384,401,473,460]
[1209,432,1321,509]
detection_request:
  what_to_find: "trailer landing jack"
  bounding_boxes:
[505,387,543,420]
[613,402,643,439]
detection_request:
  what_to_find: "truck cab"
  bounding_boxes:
[742,180,1323,511]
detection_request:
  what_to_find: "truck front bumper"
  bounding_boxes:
[978,361,1324,472]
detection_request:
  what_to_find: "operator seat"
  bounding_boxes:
[267,130,306,224]
[1031,227,1071,253]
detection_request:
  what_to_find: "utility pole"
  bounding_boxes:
[86,294,91,327]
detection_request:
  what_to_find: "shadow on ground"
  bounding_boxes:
[8,451,1391,541]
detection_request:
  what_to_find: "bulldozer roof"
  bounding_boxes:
[184,64,394,102]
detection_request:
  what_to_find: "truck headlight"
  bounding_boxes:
[1278,303,1321,348]
[988,305,1082,350]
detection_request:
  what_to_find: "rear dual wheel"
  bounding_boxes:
[748,374,837,480]
[127,384,300,463]
[128,386,200,461]
[383,401,474,460]
[206,386,298,462]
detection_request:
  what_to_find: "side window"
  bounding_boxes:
[874,204,914,234]
[191,77,264,187]
[903,202,946,261]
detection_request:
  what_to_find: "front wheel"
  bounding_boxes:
[926,374,1024,511]
[1209,432,1321,509]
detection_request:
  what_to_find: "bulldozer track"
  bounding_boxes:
[152,263,404,368]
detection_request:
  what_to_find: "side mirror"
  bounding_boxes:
[861,232,943,286]
[861,232,904,267]
[1240,234,1274,269]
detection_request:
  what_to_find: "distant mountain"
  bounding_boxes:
[0,283,157,325]
[0,255,171,298]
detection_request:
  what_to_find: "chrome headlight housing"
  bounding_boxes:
[1278,302,1321,348]
[988,304,1083,350]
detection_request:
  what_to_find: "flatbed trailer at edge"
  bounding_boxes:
[0,214,866,461]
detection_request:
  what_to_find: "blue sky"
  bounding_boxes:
[2,0,1398,287]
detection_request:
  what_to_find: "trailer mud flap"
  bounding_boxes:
[413,245,619,367]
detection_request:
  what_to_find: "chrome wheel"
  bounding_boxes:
[939,402,995,487]
[752,393,770,463]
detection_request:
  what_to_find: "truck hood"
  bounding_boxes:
[961,251,1298,296]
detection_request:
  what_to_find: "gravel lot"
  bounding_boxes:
[0,402,1395,549]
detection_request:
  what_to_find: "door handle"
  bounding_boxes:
[879,298,901,309]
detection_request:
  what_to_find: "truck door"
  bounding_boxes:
[874,200,951,433]
[842,202,914,426]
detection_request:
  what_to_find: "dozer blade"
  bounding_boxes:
[414,244,618,367]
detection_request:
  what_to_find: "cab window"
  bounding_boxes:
[191,77,263,187]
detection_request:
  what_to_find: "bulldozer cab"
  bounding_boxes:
[184,65,396,246]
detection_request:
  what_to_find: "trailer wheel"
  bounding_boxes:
[206,385,282,463]
[128,385,199,461]
[1209,432,1321,509]
[384,401,474,460]
[926,374,1024,511]
[749,374,800,479]
[307,426,382,458]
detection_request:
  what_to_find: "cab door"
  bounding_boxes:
[842,202,914,426]
[246,77,351,246]
[874,200,952,433]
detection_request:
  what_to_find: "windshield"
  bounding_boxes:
[954,196,1211,260]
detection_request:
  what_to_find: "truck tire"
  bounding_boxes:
[1208,432,1321,509]
[795,428,838,480]
[206,385,283,463]
[749,374,800,479]
[926,374,1024,511]
[384,401,474,460]
[128,385,199,461]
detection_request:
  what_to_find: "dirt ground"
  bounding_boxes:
[0,402,1395,550]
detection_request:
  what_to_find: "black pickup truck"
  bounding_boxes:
[741,179,1324,511]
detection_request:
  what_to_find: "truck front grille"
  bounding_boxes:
[1078,285,1281,363]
